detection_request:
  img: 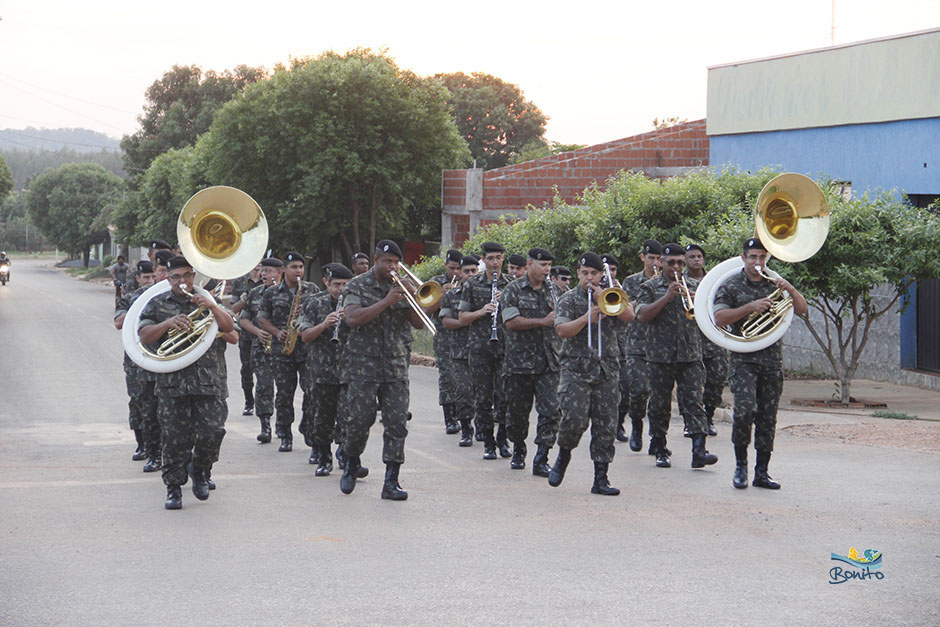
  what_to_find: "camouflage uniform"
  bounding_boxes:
[500,274,561,448]
[714,271,784,452]
[139,291,228,487]
[554,285,623,463]
[115,285,159,454]
[622,271,655,425]
[635,275,707,439]
[238,283,275,422]
[431,273,458,409]
[439,286,472,432]
[297,290,349,454]
[338,269,413,463]
[457,271,511,447]
[258,279,319,440]
[231,274,263,409]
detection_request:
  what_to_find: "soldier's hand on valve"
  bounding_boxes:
[749,297,774,314]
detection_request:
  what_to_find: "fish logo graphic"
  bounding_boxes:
[831,547,882,570]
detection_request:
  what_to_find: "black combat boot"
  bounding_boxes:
[474,417,484,441]
[458,419,474,447]
[691,434,719,468]
[308,445,320,465]
[316,450,333,477]
[752,450,781,489]
[340,455,361,494]
[206,466,216,490]
[590,462,620,496]
[142,444,161,473]
[188,461,210,501]
[335,444,347,469]
[257,416,272,443]
[164,485,182,510]
[629,419,643,452]
[278,434,293,452]
[496,423,512,458]
[380,462,408,501]
[483,432,497,460]
[652,437,671,468]
[531,445,551,477]
[510,442,527,470]
[705,408,718,436]
[648,436,671,457]
[242,402,254,416]
[132,429,147,461]
[548,448,572,487]
[444,404,460,434]
[616,414,629,442]
[733,445,748,489]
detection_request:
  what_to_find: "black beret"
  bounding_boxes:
[601,254,620,267]
[461,255,479,267]
[261,257,283,268]
[578,252,604,271]
[167,256,192,271]
[551,265,571,277]
[154,250,175,267]
[375,239,403,259]
[149,239,171,250]
[662,243,685,257]
[136,260,154,274]
[283,251,305,264]
[527,247,554,261]
[445,249,463,264]
[480,241,505,254]
[642,239,663,255]
[326,263,353,280]
[508,254,527,266]
[351,252,369,262]
[685,244,705,256]
[744,237,767,252]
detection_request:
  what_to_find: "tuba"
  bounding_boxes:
[693,173,829,353]
[122,186,268,372]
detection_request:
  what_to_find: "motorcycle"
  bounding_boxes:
[0,263,9,285]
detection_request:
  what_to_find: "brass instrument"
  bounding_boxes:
[740,287,791,338]
[282,280,304,355]
[598,262,629,317]
[389,263,439,336]
[676,271,695,320]
[157,305,217,358]
[262,332,273,354]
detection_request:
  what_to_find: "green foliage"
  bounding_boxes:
[508,139,588,166]
[26,163,124,265]
[1,146,125,191]
[435,72,547,170]
[0,154,12,198]
[196,49,468,257]
[652,116,689,130]
[872,410,918,420]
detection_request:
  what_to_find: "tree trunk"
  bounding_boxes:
[82,249,90,268]
[351,197,361,254]
[368,184,377,254]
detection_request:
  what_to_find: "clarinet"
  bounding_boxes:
[489,270,500,343]
[330,293,344,344]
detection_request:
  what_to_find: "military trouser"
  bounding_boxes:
[343,380,409,464]
[647,360,707,439]
[273,358,308,438]
[729,360,783,452]
[436,347,457,406]
[159,395,227,487]
[138,380,160,451]
[556,370,619,463]
[314,382,346,451]
[702,352,729,417]
[238,335,254,407]
[468,351,505,444]
[451,358,473,426]
[250,343,274,418]
[625,354,650,423]
[504,369,561,448]
[124,364,143,431]
[617,358,630,420]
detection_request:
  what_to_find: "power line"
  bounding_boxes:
[0,72,140,116]
[0,77,131,134]
[0,129,120,151]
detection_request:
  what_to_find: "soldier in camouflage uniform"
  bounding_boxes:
[506,253,527,281]
[440,255,479,447]
[635,243,718,470]
[600,254,632,445]
[685,244,727,436]
[298,263,354,477]
[229,263,263,416]
[351,252,370,276]
[620,239,662,453]
[458,241,512,460]
[138,256,236,510]
[238,258,283,443]
[431,249,464,434]
[257,251,319,453]
[338,240,424,500]
[548,252,634,495]
[114,260,159,468]
[123,239,172,295]
[550,266,572,295]
[500,247,561,476]
[714,238,807,490]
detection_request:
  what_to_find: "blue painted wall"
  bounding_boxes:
[709,117,940,196]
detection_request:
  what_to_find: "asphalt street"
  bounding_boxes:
[0,258,937,626]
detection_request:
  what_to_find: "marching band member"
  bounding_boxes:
[229,263,263,417]
[685,244,726,437]
[440,255,480,447]
[506,253,527,281]
[431,249,464,434]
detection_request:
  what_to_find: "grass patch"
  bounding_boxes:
[785,368,832,380]
[872,410,917,420]
[411,328,435,357]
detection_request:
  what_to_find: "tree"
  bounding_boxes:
[27,163,124,266]
[652,116,689,130]
[0,154,12,199]
[508,139,587,165]
[195,49,468,258]
[435,72,547,170]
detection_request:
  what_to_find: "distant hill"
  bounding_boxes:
[0,127,121,152]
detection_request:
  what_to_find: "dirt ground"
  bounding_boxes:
[782,419,940,453]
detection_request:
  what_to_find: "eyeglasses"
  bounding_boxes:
[557,276,571,282]
[168,271,195,282]
[664,259,686,266]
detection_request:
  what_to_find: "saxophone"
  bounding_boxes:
[281,281,304,355]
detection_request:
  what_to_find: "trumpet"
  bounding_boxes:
[598,262,629,316]
[675,271,695,320]
[390,263,439,336]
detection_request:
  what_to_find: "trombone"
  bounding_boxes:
[389,263,441,336]
[675,271,695,320]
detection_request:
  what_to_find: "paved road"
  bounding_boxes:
[1,258,938,626]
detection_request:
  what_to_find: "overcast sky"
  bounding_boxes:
[1,0,938,148]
